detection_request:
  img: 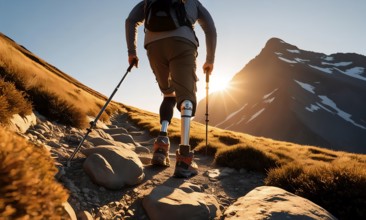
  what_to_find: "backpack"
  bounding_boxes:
[144,0,192,32]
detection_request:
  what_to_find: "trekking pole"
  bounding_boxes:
[67,60,136,166]
[205,72,210,156]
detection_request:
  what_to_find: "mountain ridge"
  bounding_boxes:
[195,37,366,154]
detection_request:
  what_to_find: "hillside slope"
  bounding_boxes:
[0,32,120,127]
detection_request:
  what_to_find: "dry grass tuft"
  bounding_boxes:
[27,85,88,128]
[0,78,32,124]
[215,144,280,172]
[0,126,69,219]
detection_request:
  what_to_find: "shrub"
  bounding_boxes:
[214,144,279,172]
[0,126,69,219]
[265,163,366,219]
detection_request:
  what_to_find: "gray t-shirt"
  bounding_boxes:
[126,0,217,63]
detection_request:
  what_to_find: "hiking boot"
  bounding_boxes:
[151,134,170,167]
[173,146,198,178]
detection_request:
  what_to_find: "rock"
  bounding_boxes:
[205,169,221,179]
[27,129,47,141]
[8,113,37,133]
[139,138,155,146]
[103,127,128,135]
[47,140,62,148]
[89,129,114,141]
[135,146,150,154]
[224,186,337,220]
[179,182,204,193]
[82,145,144,190]
[86,116,109,129]
[65,133,83,144]
[129,131,145,136]
[142,185,222,220]
[111,133,136,145]
[87,137,115,146]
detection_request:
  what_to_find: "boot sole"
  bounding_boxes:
[152,153,170,167]
[173,167,198,178]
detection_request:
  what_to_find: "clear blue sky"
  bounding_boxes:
[1,0,365,117]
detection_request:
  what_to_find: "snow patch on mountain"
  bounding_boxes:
[263,89,277,104]
[264,97,275,104]
[294,58,309,63]
[308,64,333,74]
[247,108,265,124]
[294,80,316,94]
[323,56,334,61]
[305,104,321,112]
[278,57,297,64]
[287,49,300,54]
[318,95,366,129]
[334,67,366,81]
[215,104,247,127]
[263,88,278,99]
[322,61,352,67]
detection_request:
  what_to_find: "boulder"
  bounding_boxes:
[224,186,337,220]
[82,145,144,190]
[143,185,222,220]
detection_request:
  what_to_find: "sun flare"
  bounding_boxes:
[208,74,231,93]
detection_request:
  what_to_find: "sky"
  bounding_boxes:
[1,0,365,117]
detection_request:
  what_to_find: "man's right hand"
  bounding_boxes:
[203,62,214,75]
[128,55,139,68]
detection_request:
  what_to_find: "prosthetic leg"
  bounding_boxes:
[174,100,198,178]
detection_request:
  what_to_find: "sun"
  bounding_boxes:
[208,74,231,93]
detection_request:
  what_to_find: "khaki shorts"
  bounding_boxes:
[146,37,198,114]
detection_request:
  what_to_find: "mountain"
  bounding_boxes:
[194,38,366,154]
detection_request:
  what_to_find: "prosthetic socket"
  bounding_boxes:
[180,100,193,146]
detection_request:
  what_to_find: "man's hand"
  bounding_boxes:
[203,62,214,75]
[128,55,139,68]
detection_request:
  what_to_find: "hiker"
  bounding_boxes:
[125,0,217,178]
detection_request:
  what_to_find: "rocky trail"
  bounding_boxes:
[22,112,265,219]
[19,112,337,220]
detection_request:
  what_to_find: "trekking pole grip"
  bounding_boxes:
[127,59,137,72]
[206,72,210,83]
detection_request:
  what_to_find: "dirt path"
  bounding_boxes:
[57,114,265,219]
